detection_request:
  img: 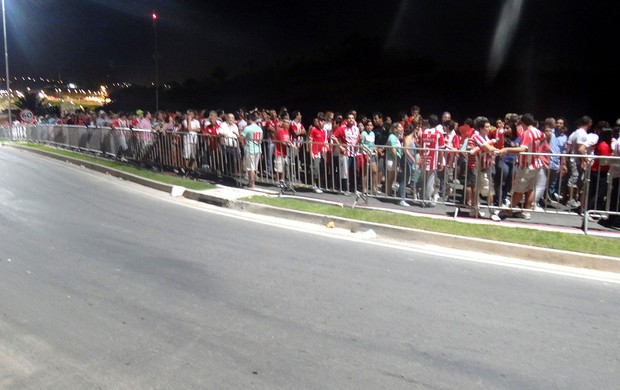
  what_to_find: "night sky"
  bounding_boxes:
[3,0,619,118]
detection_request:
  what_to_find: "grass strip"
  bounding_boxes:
[15,142,216,191]
[247,196,620,258]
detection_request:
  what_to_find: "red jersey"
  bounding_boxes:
[203,123,220,151]
[308,125,327,157]
[518,126,545,169]
[419,126,445,171]
[468,132,494,169]
[592,142,612,173]
[489,126,506,149]
[332,124,360,157]
[290,121,306,148]
[265,119,278,140]
[275,127,290,157]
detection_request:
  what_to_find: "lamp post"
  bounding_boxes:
[2,0,11,127]
[152,11,159,112]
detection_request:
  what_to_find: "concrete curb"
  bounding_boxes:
[10,144,620,273]
[233,201,620,273]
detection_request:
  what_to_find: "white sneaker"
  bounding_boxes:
[532,204,544,212]
[313,187,323,194]
[399,200,410,207]
[469,209,485,218]
[567,199,581,209]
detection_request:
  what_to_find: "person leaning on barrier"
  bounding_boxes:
[465,116,497,218]
[498,113,545,220]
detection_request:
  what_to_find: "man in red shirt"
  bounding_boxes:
[274,119,292,187]
[308,114,328,193]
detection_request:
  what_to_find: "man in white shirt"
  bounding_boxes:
[219,113,240,176]
[182,110,201,172]
[564,115,592,209]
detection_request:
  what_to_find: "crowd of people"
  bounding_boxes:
[23,106,620,224]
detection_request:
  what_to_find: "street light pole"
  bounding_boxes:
[2,0,11,127]
[152,11,159,112]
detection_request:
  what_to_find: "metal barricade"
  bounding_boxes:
[8,123,619,233]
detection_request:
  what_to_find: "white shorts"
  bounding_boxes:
[274,155,288,173]
[477,170,495,197]
[513,166,539,193]
[183,132,198,159]
[245,153,261,172]
[386,157,398,172]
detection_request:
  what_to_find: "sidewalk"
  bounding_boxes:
[11,144,620,273]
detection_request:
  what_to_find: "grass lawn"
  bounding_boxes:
[246,196,620,258]
[14,142,216,191]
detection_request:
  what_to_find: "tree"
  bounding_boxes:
[15,92,48,116]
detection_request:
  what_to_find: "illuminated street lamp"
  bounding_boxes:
[2,0,11,127]
[152,11,159,112]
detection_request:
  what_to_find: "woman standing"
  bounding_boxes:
[386,122,404,201]
[360,119,378,195]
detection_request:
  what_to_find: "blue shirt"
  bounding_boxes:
[549,133,561,170]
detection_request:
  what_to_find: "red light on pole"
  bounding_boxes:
[152,12,157,20]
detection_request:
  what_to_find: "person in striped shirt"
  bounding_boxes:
[498,113,545,220]
[418,114,445,205]
[465,116,498,218]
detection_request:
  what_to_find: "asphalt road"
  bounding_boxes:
[1,146,619,390]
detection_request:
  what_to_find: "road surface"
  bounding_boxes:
[1,146,619,389]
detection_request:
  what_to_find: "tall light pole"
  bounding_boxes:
[2,0,11,127]
[152,11,159,112]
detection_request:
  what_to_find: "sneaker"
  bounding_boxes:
[313,187,323,194]
[399,200,410,207]
[342,191,351,196]
[566,199,581,209]
[469,209,486,218]
[514,211,531,220]
[532,204,544,212]
[491,213,501,222]
[552,193,564,201]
